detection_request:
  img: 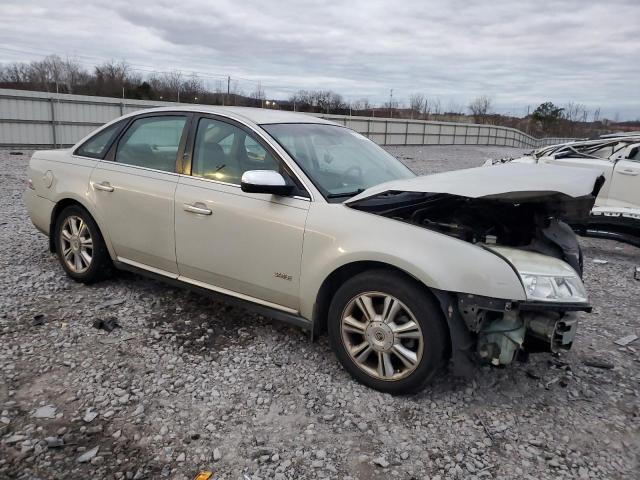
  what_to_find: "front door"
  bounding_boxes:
[174,116,309,311]
[89,114,189,274]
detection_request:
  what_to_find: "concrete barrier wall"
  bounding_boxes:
[0,88,575,149]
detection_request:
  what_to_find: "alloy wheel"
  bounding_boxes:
[59,215,93,274]
[340,292,424,381]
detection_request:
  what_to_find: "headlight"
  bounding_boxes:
[519,273,587,303]
[486,246,589,304]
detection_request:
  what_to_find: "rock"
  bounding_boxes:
[373,457,389,468]
[5,434,27,444]
[83,409,98,423]
[33,405,57,419]
[45,436,64,448]
[213,448,222,461]
[132,405,144,417]
[77,446,99,463]
[176,452,186,462]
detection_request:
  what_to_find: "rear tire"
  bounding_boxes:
[53,205,112,283]
[327,269,448,394]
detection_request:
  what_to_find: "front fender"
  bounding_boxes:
[299,203,526,320]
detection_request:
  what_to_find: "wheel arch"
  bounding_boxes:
[49,197,113,258]
[311,260,447,338]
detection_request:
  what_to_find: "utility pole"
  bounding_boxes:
[122,86,125,99]
[389,89,393,118]
[177,87,180,103]
[227,76,230,105]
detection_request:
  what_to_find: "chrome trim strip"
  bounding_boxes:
[176,174,311,202]
[178,276,300,315]
[117,257,179,279]
[117,257,299,315]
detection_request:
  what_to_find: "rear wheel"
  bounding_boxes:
[53,205,112,283]
[328,269,448,394]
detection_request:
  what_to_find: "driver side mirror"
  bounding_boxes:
[240,170,294,196]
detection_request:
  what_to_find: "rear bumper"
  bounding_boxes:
[25,189,55,236]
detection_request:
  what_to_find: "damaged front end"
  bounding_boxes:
[346,164,603,371]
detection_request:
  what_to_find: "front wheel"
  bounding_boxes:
[53,205,112,283]
[328,270,449,394]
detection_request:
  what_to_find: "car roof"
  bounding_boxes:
[135,105,338,126]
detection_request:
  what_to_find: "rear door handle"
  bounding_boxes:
[94,181,114,192]
[183,203,212,215]
[618,169,639,176]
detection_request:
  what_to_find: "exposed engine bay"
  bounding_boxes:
[347,189,601,274]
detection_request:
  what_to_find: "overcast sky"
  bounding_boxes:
[1,0,639,119]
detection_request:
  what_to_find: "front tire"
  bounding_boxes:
[328,269,448,394]
[53,205,112,283]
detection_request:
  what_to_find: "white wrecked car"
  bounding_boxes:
[26,107,603,393]
[485,135,640,246]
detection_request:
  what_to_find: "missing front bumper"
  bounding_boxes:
[458,294,583,366]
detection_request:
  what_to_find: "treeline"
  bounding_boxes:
[1,54,632,138]
[0,55,267,106]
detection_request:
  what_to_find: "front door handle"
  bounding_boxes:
[183,203,212,215]
[618,169,639,176]
[94,181,114,192]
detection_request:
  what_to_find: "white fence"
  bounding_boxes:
[0,88,574,149]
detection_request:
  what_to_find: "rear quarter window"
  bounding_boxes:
[75,121,125,159]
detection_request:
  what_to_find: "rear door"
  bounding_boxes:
[174,115,310,311]
[608,146,640,208]
[89,113,190,274]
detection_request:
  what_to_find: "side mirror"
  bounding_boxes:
[240,170,294,196]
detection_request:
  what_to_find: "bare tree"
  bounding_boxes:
[409,93,426,119]
[429,98,442,117]
[468,95,492,123]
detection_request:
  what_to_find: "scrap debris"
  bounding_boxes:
[582,358,614,370]
[614,334,638,347]
[95,298,125,310]
[193,472,214,480]
[92,317,120,332]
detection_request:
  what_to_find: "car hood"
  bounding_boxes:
[346,163,603,204]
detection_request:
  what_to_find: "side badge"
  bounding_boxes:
[274,272,293,281]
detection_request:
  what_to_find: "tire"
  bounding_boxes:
[53,205,112,283]
[328,269,449,394]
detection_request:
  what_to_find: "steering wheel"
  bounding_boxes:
[343,165,363,183]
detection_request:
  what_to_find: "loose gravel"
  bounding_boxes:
[1,146,638,480]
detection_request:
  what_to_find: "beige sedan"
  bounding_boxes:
[26,106,601,393]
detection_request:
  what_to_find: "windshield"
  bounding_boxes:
[262,123,415,200]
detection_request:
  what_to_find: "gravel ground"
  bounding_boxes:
[1,146,638,480]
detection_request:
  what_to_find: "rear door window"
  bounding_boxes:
[116,116,187,172]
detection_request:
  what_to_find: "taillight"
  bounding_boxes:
[27,178,35,190]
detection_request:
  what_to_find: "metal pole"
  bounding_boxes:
[389,89,393,118]
[49,97,57,149]
[227,76,230,105]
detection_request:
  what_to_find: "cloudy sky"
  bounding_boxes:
[1,0,639,119]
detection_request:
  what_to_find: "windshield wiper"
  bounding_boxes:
[327,188,365,199]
